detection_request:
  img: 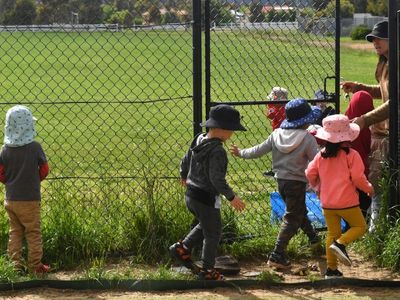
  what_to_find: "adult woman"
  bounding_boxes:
[341,20,389,232]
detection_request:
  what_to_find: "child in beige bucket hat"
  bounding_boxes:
[306,114,374,279]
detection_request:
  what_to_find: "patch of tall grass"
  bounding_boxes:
[355,165,400,271]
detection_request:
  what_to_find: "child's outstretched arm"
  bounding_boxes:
[229,145,240,157]
[229,135,273,159]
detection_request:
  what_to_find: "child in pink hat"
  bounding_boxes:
[305,114,374,279]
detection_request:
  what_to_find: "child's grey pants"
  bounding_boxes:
[273,179,318,255]
[182,196,222,270]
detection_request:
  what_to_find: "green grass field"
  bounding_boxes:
[0,28,380,270]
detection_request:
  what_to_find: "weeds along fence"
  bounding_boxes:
[0,0,338,266]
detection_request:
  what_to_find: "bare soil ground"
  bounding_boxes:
[0,250,399,299]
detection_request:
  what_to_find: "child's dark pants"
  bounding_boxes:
[182,196,222,270]
[273,179,318,254]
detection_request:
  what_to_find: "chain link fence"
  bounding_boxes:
[0,0,338,264]
[205,0,338,236]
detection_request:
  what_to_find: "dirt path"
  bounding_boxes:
[2,286,400,299]
[0,250,399,299]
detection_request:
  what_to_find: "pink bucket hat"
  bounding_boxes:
[315,114,360,143]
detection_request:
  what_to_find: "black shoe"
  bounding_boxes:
[329,240,351,266]
[325,268,343,279]
[169,241,197,271]
[197,268,224,280]
[267,252,291,269]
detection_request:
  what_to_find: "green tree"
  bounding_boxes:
[147,5,161,24]
[35,2,50,24]
[101,3,116,22]
[249,2,264,23]
[160,11,180,24]
[321,0,355,18]
[0,0,36,24]
[35,0,69,24]
[351,0,367,12]
[106,9,133,26]
[366,0,388,16]
[135,0,152,15]
[209,0,233,25]
[0,0,14,24]
[80,0,103,23]
[13,0,36,24]
[265,9,296,22]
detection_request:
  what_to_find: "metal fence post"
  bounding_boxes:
[388,0,399,218]
[335,0,341,112]
[205,0,211,118]
[193,0,202,136]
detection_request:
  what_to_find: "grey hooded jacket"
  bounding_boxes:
[180,133,235,207]
[239,128,318,182]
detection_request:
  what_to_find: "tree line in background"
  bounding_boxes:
[0,0,392,26]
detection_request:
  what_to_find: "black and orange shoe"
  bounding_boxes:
[32,263,50,274]
[197,268,224,280]
[169,241,198,272]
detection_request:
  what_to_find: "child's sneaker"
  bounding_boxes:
[267,252,291,269]
[324,268,343,279]
[329,240,352,266]
[169,241,196,270]
[197,268,224,280]
[33,264,50,274]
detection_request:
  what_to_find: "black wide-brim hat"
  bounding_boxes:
[201,104,246,131]
[366,20,388,42]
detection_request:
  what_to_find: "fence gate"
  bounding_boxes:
[198,0,341,240]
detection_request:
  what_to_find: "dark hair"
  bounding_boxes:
[321,142,350,158]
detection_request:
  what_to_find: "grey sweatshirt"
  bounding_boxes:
[180,133,235,207]
[239,128,318,183]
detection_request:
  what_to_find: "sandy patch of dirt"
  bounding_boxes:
[0,250,399,299]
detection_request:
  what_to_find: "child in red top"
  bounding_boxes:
[306,114,374,279]
[344,91,374,224]
[264,87,288,130]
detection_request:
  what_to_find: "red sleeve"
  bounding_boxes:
[0,164,5,183]
[39,163,49,181]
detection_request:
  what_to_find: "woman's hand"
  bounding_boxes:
[351,116,366,130]
[340,81,358,94]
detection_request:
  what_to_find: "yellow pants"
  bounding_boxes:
[323,207,367,269]
[4,200,43,269]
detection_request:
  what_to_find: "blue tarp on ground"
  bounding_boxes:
[270,191,345,230]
